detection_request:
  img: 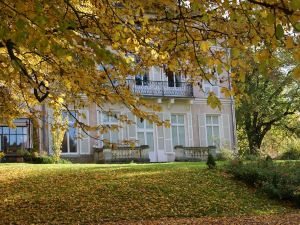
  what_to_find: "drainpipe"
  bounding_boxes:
[226,49,237,153]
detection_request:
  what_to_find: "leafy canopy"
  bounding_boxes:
[0,0,300,128]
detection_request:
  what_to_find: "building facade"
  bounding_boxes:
[1,67,236,163]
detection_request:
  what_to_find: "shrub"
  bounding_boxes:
[206,153,216,169]
[216,148,234,161]
[32,156,72,164]
[244,154,261,161]
[280,140,300,160]
[0,152,5,161]
[226,160,300,206]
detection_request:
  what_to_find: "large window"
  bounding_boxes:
[206,115,220,147]
[101,112,119,144]
[171,114,186,147]
[135,70,149,86]
[166,70,182,87]
[0,125,29,153]
[137,119,154,150]
[203,80,220,97]
[62,111,77,153]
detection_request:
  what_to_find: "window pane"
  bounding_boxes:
[178,126,185,146]
[10,128,17,135]
[177,115,184,124]
[212,116,219,125]
[137,132,145,145]
[102,113,109,123]
[22,127,28,135]
[9,135,16,148]
[206,116,212,125]
[146,132,154,150]
[137,119,144,129]
[69,127,77,153]
[172,126,178,146]
[102,132,110,142]
[146,120,153,129]
[111,131,118,143]
[16,135,23,146]
[62,132,68,153]
[212,86,219,96]
[3,127,9,134]
[110,114,118,123]
[16,127,23,135]
[213,126,220,138]
[171,115,177,124]
[207,126,213,146]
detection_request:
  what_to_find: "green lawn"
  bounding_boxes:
[0,162,298,224]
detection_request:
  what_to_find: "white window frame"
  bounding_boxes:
[100,111,120,145]
[205,114,220,147]
[61,111,78,155]
[136,118,154,149]
[171,114,186,147]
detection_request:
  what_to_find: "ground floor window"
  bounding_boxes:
[0,119,31,153]
[171,114,186,147]
[101,111,119,145]
[137,118,154,150]
[206,115,220,147]
[62,111,77,153]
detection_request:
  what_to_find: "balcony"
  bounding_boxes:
[126,79,193,97]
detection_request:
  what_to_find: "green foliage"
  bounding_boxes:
[216,148,234,161]
[280,139,300,160]
[227,161,300,206]
[32,156,72,164]
[207,153,216,169]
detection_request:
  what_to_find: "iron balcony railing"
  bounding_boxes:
[126,79,193,97]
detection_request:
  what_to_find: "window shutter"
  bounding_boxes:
[198,114,207,147]
[187,113,193,146]
[156,113,164,150]
[164,112,172,152]
[127,112,137,141]
[221,114,231,149]
[79,109,90,154]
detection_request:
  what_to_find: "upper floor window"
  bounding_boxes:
[166,70,182,87]
[135,70,149,86]
[171,114,186,147]
[206,115,220,147]
[203,79,220,97]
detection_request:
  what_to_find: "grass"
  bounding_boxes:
[0,162,298,224]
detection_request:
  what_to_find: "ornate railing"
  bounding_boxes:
[93,145,150,163]
[174,146,216,161]
[126,79,193,97]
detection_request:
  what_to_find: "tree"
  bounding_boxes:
[235,50,300,155]
[0,0,300,131]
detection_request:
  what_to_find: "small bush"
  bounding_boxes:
[0,152,5,161]
[226,160,300,206]
[280,141,300,160]
[32,156,72,164]
[206,153,216,169]
[244,154,261,161]
[216,148,234,161]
